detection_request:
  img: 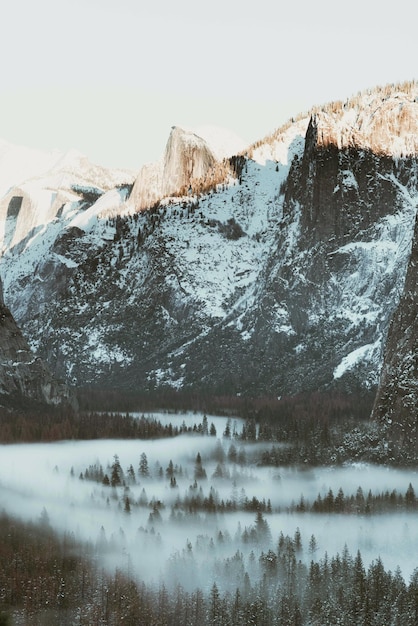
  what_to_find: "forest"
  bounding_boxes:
[1,508,418,626]
[1,397,418,625]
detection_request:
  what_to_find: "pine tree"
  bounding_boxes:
[223,418,231,438]
[139,452,149,478]
[194,452,207,480]
[294,527,302,553]
[202,414,208,436]
[127,464,136,485]
[308,534,318,557]
[232,588,243,625]
[255,510,272,545]
[110,455,123,487]
[209,582,221,625]
[335,487,345,512]
[166,459,174,478]
[351,550,366,621]
[406,483,416,508]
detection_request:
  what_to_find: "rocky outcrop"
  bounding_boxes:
[371,212,418,452]
[0,150,134,253]
[129,126,216,211]
[310,83,418,156]
[294,116,401,246]
[162,126,216,195]
[0,279,74,408]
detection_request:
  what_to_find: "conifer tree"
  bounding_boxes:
[139,452,149,478]
[194,452,207,480]
[110,455,123,487]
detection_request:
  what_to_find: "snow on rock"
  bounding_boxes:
[311,83,418,156]
[333,340,381,381]
[189,125,247,160]
[251,117,309,166]
[68,188,127,233]
[0,138,64,198]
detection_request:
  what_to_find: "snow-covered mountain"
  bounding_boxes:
[1,81,418,404]
[0,139,65,199]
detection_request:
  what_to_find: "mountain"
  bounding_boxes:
[0,81,417,402]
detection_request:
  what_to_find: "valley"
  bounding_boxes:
[1,412,418,625]
[1,80,418,624]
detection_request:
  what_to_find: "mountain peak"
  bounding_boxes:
[307,81,418,156]
[162,126,216,196]
[129,125,221,211]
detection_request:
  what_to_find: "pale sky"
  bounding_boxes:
[1,0,417,171]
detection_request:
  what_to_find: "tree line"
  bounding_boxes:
[2,510,418,625]
[2,387,416,466]
[0,408,216,443]
[291,483,417,515]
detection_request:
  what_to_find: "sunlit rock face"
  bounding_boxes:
[372,212,418,453]
[162,126,216,195]
[260,93,418,395]
[128,161,163,213]
[1,82,418,399]
[129,126,216,211]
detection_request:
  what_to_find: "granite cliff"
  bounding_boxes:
[371,211,418,452]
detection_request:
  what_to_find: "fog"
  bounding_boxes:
[1,415,418,589]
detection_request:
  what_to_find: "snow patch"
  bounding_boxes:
[54,253,78,269]
[190,125,247,160]
[68,189,124,233]
[149,368,184,390]
[87,329,132,365]
[333,341,380,380]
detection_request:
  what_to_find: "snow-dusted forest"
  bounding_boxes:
[1,411,418,624]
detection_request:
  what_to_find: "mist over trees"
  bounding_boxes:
[1,404,418,624]
[2,508,418,625]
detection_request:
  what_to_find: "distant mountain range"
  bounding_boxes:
[0,81,417,432]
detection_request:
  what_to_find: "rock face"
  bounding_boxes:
[0,149,134,255]
[255,108,417,395]
[371,212,418,452]
[129,126,217,211]
[162,126,216,195]
[0,279,73,408]
[0,81,418,401]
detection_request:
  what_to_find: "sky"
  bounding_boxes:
[1,0,417,171]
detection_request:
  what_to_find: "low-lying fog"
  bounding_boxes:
[1,412,418,589]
